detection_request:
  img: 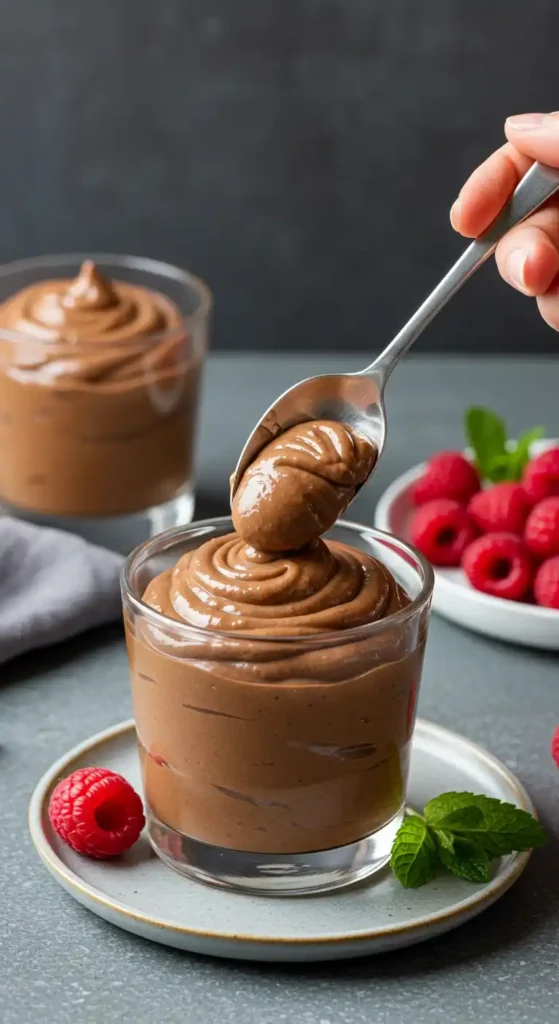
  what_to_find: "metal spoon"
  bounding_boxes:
[231,161,559,498]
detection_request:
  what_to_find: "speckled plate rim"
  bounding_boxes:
[29,718,533,957]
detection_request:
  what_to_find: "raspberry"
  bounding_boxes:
[462,533,533,601]
[412,452,480,506]
[411,499,476,566]
[49,767,145,859]
[552,726,559,769]
[533,556,559,609]
[468,483,529,535]
[524,497,559,560]
[523,447,559,504]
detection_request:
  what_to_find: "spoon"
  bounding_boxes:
[231,161,559,498]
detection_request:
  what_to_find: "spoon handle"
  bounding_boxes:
[367,161,559,382]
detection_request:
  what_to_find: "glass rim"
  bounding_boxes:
[121,516,435,646]
[0,251,213,346]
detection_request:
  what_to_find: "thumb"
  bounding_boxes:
[505,112,559,165]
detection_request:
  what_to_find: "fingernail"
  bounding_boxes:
[505,249,528,290]
[506,112,549,131]
[449,198,461,229]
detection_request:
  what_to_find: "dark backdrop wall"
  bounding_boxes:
[1,1,558,354]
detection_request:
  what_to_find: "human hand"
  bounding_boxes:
[451,113,559,330]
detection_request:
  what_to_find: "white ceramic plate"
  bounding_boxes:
[29,718,534,962]
[375,440,559,650]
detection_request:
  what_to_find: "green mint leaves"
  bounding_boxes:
[434,831,492,883]
[390,792,546,889]
[424,792,546,856]
[389,815,438,888]
[464,407,544,483]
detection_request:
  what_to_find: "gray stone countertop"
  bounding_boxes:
[2,355,558,1023]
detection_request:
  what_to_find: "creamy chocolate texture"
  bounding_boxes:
[231,420,376,551]
[131,640,421,854]
[0,261,201,516]
[126,420,425,855]
[143,534,406,635]
[0,260,181,344]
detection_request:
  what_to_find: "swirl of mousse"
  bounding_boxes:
[0,260,185,385]
[231,420,377,552]
[142,531,407,639]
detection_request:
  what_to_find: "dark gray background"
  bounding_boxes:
[1,0,558,353]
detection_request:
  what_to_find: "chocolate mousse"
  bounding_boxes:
[125,422,427,856]
[0,261,202,517]
[231,419,376,551]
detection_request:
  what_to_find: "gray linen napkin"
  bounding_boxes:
[0,517,124,665]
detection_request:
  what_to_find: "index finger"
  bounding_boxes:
[450,143,533,238]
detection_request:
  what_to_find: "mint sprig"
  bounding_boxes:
[390,792,546,889]
[464,407,544,483]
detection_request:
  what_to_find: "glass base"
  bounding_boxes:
[0,488,194,555]
[147,806,404,896]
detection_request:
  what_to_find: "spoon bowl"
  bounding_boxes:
[231,161,559,499]
[231,369,386,495]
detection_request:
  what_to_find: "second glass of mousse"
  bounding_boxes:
[0,253,211,551]
[122,420,434,894]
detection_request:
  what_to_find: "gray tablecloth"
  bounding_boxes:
[0,518,122,665]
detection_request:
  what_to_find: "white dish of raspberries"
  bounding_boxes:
[375,440,559,650]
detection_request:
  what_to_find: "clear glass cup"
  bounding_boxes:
[0,253,211,552]
[121,517,434,895]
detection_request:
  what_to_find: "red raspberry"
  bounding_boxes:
[412,452,480,506]
[462,533,533,601]
[523,447,559,504]
[49,767,145,859]
[552,726,559,769]
[533,556,559,609]
[524,497,559,560]
[411,499,476,567]
[468,482,529,535]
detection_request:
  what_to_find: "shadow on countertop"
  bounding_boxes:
[1,622,125,689]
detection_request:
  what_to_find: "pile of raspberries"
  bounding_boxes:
[410,448,559,607]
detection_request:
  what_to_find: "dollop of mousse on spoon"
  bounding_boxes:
[143,418,397,641]
[231,420,377,552]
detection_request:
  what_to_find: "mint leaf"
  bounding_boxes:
[432,826,454,854]
[465,407,508,478]
[425,793,486,828]
[424,792,546,856]
[390,815,439,888]
[484,453,516,483]
[432,804,485,830]
[434,830,492,883]
[464,406,546,482]
[509,426,545,480]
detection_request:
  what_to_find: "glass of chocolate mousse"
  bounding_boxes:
[122,513,433,895]
[0,253,211,551]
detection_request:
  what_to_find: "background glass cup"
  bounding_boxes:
[0,253,211,552]
[122,517,434,896]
